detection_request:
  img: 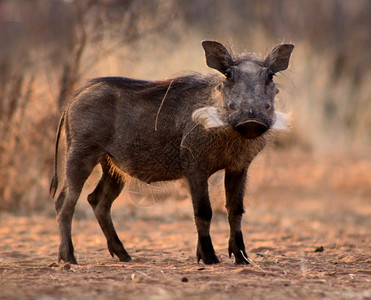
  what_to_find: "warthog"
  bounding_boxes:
[50,40,294,265]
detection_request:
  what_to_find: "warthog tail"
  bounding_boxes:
[50,111,65,198]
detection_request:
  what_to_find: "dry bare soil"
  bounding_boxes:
[0,150,370,300]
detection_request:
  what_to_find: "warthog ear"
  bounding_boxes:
[265,44,294,73]
[202,41,234,74]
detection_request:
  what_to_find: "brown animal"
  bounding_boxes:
[50,41,294,265]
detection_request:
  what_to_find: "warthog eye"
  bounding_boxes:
[228,102,236,110]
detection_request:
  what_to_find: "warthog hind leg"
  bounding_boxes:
[56,147,100,264]
[88,159,131,262]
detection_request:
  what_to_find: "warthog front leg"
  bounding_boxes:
[187,173,220,264]
[225,170,249,264]
[87,160,131,262]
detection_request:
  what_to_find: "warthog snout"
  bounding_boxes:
[228,110,272,139]
[235,120,269,139]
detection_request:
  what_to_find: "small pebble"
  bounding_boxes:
[181,277,189,282]
[61,263,71,270]
[47,262,59,268]
[314,246,324,252]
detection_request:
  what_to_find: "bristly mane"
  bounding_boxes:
[76,73,221,102]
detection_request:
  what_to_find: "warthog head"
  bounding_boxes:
[193,41,294,138]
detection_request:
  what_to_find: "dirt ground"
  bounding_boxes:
[0,150,370,300]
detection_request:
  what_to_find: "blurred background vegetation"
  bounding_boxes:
[0,0,370,213]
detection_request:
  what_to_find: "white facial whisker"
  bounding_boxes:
[272,112,291,131]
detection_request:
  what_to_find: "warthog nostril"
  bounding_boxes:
[235,120,268,139]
